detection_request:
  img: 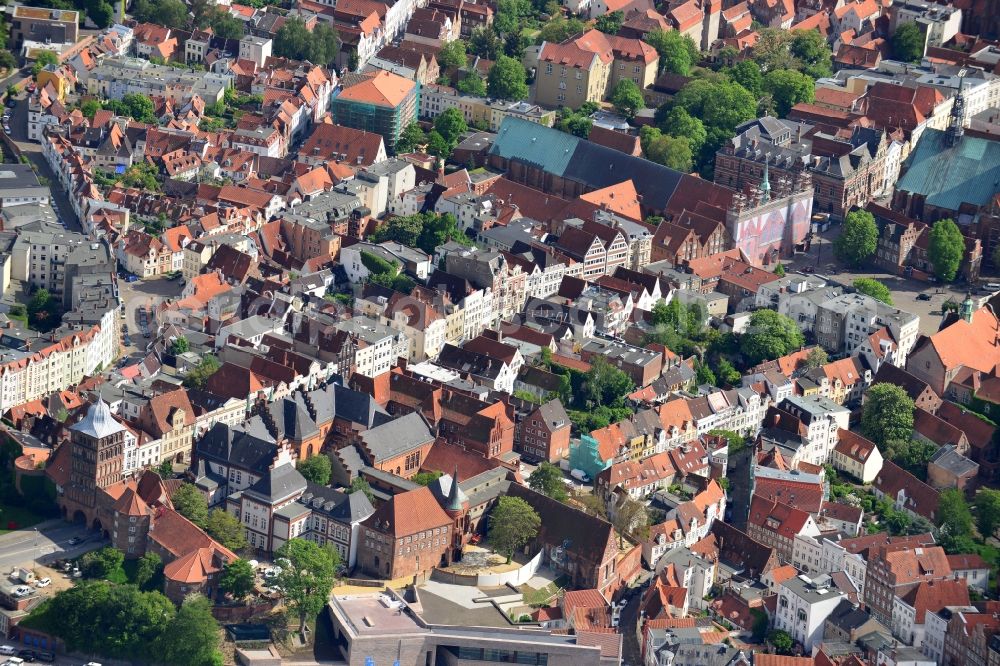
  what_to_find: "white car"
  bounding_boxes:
[12,586,30,597]
[34,578,50,588]
[0,646,15,656]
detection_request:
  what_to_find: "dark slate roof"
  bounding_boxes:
[359,412,434,464]
[195,422,278,475]
[297,481,375,523]
[244,462,307,503]
[268,394,320,441]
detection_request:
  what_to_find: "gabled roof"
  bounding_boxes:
[337,70,415,108]
[364,485,452,537]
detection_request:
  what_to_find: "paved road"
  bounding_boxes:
[0,520,105,571]
[783,225,976,336]
[117,277,184,355]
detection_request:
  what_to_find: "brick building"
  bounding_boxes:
[357,485,456,578]
[512,398,571,463]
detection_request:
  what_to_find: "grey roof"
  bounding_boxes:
[534,399,569,430]
[297,482,375,523]
[244,462,307,503]
[929,444,979,477]
[70,400,126,439]
[195,422,278,475]
[359,412,434,464]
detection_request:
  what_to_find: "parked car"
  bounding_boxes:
[0,646,15,656]
[31,653,52,664]
[67,536,82,545]
[17,649,35,662]
[34,578,50,588]
[917,293,932,301]
[126,275,138,283]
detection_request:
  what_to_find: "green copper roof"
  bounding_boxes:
[897,128,1000,212]
[489,117,581,176]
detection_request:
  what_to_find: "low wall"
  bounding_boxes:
[432,550,543,587]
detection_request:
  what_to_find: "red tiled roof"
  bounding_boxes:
[364,486,452,537]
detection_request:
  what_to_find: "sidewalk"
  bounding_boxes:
[0,519,62,544]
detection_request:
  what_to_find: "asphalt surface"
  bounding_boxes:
[0,520,105,571]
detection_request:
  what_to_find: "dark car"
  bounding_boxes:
[34,651,54,663]
[67,536,82,545]
[18,648,37,661]
[917,293,932,301]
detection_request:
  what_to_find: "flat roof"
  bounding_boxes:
[332,594,427,636]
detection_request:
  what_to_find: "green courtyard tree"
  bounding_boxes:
[528,461,568,502]
[205,509,248,552]
[738,309,805,365]
[154,594,223,666]
[275,538,340,638]
[296,455,332,486]
[488,496,540,563]
[974,488,1000,539]
[171,483,209,528]
[763,69,814,117]
[834,209,878,267]
[789,29,833,78]
[169,336,189,355]
[487,55,529,100]
[583,356,634,407]
[434,107,469,145]
[853,278,893,305]
[183,355,220,389]
[134,551,162,589]
[937,488,974,541]
[594,10,624,34]
[892,22,925,63]
[348,476,375,502]
[31,50,58,76]
[437,39,468,69]
[80,546,124,579]
[610,79,645,119]
[928,218,965,282]
[456,72,487,96]
[220,559,256,602]
[726,59,763,97]
[396,123,426,153]
[645,29,698,76]
[861,383,915,446]
[884,439,936,479]
[769,629,794,655]
[773,263,785,277]
[640,127,692,171]
[802,347,828,369]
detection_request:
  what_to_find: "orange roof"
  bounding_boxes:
[364,485,452,537]
[338,70,415,108]
[162,546,229,584]
[926,307,1000,374]
[755,657,815,666]
[579,180,643,221]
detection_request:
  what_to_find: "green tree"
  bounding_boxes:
[646,29,698,75]
[220,559,256,601]
[763,69,814,117]
[211,11,246,40]
[641,128,692,171]
[802,346,828,369]
[883,439,935,479]
[396,122,426,153]
[773,263,785,277]
[769,629,794,655]
[469,26,503,59]
[937,488,974,540]
[134,552,162,589]
[155,594,223,666]
[583,356,635,407]
[834,209,878,267]
[790,29,833,78]
[715,358,742,386]
[696,360,717,386]
[80,99,101,119]
[853,278,893,305]
[726,59,763,97]
[348,476,375,502]
[412,470,444,486]
[157,459,174,479]
[434,107,469,145]
[927,218,965,283]
[296,455,332,486]
[861,383,915,446]
[87,0,115,29]
[659,106,707,156]
[669,78,756,173]
[537,17,587,44]
[0,52,15,72]
[169,336,189,355]
[487,55,529,100]
[488,496,541,563]
[738,309,805,365]
[205,509,248,552]
[609,494,649,546]
[892,22,925,63]
[456,72,487,96]
[275,539,340,637]
[610,79,645,119]
[528,461,569,502]
[31,50,58,76]
[437,39,468,69]
[171,483,209,528]
[184,355,221,388]
[975,489,1000,538]
[594,10,624,34]
[751,28,794,72]
[80,546,125,579]
[26,288,62,332]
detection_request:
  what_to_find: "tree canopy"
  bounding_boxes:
[645,29,699,76]
[275,539,340,637]
[487,55,529,100]
[834,210,878,268]
[370,212,470,255]
[927,218,965,283]
[610,79,645,119]
[171,483,209,528]
[437,39,468,69]
[205,509,248,552]
[488,496,541,563]
[273,18,340,67]
[762,69,814,117]
[527,462,568,502]
[640,127,692,171]
[852,278,893,305]
[738,309,805,365]
[296,455,332,486]
[861,383,915,446]
[892,22,925,63]
[220,559,256,601]
[595,10,624,34]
